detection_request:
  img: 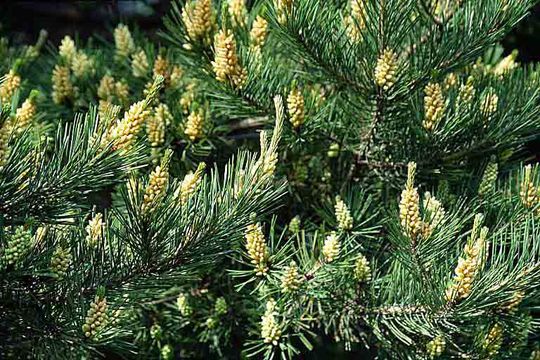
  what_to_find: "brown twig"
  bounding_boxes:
[228,116,269,131]
[354,158,408,169]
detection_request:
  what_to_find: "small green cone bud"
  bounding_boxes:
[294,162,309,182]
[426,335,445,358]
[289,216,301,234]
[205,317,218,329]
[82,293,109,339]
[161,344,173,360]
[478,158,498,196]
[1,227,33,267]
[177,293,192,316]
[354,254,371,283]
[327,143,339,158]
[482,323,503,358]
[503,290,524,313]
[50,246,71,278]
[214,297,228,316]
[150,323,162,340]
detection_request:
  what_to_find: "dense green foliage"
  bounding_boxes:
[2,0,540,359]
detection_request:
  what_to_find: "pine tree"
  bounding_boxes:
[2,0,540,359]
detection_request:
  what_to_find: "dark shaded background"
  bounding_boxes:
[1,0,540,63]
[0,1,169,45]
